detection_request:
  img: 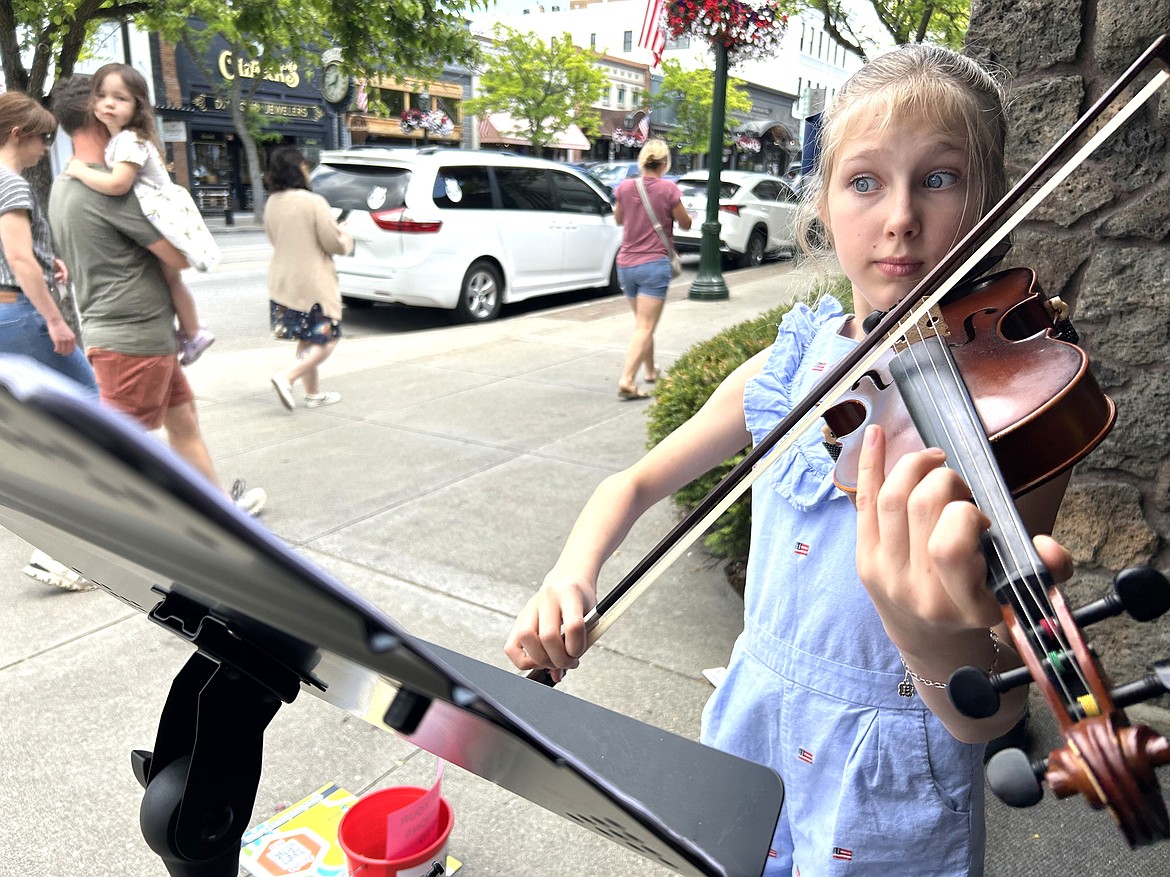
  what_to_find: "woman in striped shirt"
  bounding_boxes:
[0,90,95,390]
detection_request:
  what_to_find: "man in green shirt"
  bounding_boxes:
[46,74,265,516]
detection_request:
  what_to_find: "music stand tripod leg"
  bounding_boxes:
[134,594,301,877]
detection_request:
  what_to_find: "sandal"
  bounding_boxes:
[643,365,662,383]
[617,386,650,401]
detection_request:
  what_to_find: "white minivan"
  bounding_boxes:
[312,148,623,321]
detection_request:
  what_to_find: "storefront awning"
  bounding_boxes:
[477,112,590,151]
[735,119,796,145]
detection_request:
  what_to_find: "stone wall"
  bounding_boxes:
[966,2,1170,686]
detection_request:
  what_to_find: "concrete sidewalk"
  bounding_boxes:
[1,253,1167,877]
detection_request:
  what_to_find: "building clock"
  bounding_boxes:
[321,61,351,106]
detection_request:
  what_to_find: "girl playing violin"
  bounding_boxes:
[506,44,1075,875]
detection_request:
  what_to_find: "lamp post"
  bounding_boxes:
[419,88,430,146]
[689,41,730,301]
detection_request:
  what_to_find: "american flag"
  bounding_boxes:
[794,541,810,557]
[832,847,854,861]
[635,110,650,141]
[811,360,827,372]
[639,0,667,66]
[797,747,814,764]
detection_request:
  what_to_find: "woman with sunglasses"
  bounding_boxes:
[0,90,96,390]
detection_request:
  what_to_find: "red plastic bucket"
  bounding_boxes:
[337,786,453,877]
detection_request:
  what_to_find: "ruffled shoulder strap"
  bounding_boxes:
[743,294,852,510]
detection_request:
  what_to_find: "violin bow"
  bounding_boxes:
[525,34,1170,677]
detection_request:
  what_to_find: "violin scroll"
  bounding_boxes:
[956,566,1170,847]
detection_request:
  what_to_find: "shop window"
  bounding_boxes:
[192,142,231,186]
[366,87,406,118]
[436,95,461,125]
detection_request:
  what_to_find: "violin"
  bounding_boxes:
[824,265,1170,846]
[824,266,1116,499]
[529,32,1170,848]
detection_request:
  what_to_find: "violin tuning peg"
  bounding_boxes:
[1114,566,1170,622]
[862,310,886,334]
[1110,659,1170,709]
[949,665,1001,718]
[949,664,1032,719]
[986,747,1046,808]
[1073,566,1170,628]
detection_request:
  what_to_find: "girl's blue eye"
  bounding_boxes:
[850,176,876,193]
[925,171,959,189]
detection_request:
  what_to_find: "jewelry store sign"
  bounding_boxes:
[190,92,324,123]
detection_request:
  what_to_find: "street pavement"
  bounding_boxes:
[2,220,1169,876]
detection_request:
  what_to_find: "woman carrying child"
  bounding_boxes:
[506,44,1076,876]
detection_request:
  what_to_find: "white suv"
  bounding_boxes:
[312,148,622,321]
[672,170,799,268]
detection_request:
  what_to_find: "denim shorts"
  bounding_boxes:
[617,257,671,300]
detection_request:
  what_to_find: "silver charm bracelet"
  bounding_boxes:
[898,629,1001,698]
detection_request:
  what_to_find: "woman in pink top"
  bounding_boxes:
[612,139,691,400]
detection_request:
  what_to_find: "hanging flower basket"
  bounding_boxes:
[664,0,788,64]
[611,127,646,148]
[400,109,454,137]
[735,134,761,153]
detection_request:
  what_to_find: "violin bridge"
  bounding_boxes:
[891,305,950,352]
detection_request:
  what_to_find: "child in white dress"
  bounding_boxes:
[66,63,219,366]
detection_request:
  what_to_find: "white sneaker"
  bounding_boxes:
[270,374,295,410]
[179,328,215,367]
[23,550,97,591]
[304,391,341,409]
[231,479,267,516]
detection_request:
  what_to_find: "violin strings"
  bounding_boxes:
[893,313,1090,710]
[895,319,1084,707]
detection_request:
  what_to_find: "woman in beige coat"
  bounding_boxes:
[265,146,352,410]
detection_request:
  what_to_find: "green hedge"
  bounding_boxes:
[646,276,853,571]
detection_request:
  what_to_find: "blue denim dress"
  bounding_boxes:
[700,297,985,876]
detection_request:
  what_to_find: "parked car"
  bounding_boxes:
[782,159,804,192]
[311,148,622,322]
[672,170,800,268]
[586,161,640,194]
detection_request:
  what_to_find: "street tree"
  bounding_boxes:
[463,24,607,158]
[0,2,170,207]
[145,0,490,220]
[798,0,969,60]
[652,60,752,166]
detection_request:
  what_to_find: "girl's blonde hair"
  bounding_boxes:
[90,62,162,152]
[637,138,671,174]
[797,44,1008,256]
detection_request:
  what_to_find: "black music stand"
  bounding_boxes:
[0,355,782,877]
